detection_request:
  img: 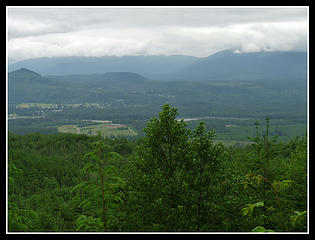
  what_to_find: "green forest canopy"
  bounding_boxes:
[8,104,307,232]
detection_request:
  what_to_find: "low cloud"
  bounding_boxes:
[7,7,308,62]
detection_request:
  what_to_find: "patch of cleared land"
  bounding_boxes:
[16,103,59,109]
[8,113,46,120]
[57,123,137,137]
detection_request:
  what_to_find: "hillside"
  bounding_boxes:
[8,68,42,79]
[8,55,199,77]
[173,50,307,81]
[8,69,149,103]
[48,72,147,86]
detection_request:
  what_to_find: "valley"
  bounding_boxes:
[8,98,307,144]
[8,51,307,144]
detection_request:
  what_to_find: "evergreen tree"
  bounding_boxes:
[124,104,226,231]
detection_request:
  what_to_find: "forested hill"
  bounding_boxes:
[8,68,149,103]
[9,68,42,79]
[8,68,63,103]
[47,72,148,86]
[173,50,307,81]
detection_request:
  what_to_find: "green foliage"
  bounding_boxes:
[124,104,227,231]
[273,180,293,192]
[124,105,191,231]
[251,226,275,232]
[8,201,40,231]
[75,215,103,232]
[73,138,124,231]
[8,131,134,232]
[7,104,307,232]
[289,211,307,230]
[241,202,264,217]
[239,118,307,232]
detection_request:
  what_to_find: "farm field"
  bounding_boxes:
[57,123,137,138]
[16,103,59,109]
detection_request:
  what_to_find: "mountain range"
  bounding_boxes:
[8,55,198,78]
[172,50,307,81]
[9,50,307,81]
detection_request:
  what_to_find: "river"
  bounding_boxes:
[177,116,256,122]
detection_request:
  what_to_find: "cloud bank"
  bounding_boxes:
[7,7,308,62]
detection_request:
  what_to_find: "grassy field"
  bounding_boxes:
[16,103,59,109]
[57,125,79,134]
[57,123,137,137]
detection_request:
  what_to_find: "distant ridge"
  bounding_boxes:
[8,55,199,77]
[174,50,307,81]
[8,50,307,81]
[46,71,148,86]
[9,68,42,78]
[103,72,147,81]
[8,68,150,103]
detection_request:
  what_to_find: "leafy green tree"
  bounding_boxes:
[124,104,226,231]
[184,121,226,231]
[125,105,190,231]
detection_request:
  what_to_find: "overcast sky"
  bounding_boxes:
[7,7,308,63]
